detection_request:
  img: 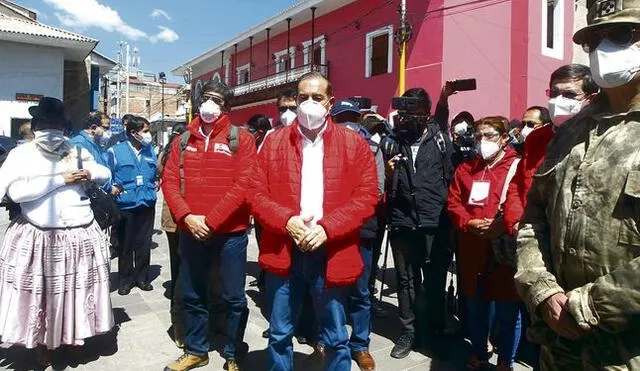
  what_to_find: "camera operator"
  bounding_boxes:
[382,88,454,359]
[450,111,476,168]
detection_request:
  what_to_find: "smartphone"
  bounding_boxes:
[451,78,477,92]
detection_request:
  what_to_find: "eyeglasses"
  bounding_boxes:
[522,120,541,128]
[474,132,500,141]
[581,25,639,53]
[202,94,225,106]
[546,89,584,100]
[278,105,297,114]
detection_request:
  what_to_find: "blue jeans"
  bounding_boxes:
[266,248,350,371]
[348,241,373,352]
[179,231,249,360]
[466,289,522,366]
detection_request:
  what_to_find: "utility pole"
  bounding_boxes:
[102,76,108,115]
[159,72,166,146]
[395,0,412,94]
[125,43,130,114]
[116,45,122,118]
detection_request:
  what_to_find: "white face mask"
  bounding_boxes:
[521,125,534,139]
[297,100,328,130]
[138,132,153,147]
[200,99,222,123]
[589,39,640,89]
[34,129,68,155]
[478,139,501,161]
[548,96,584,126]
[280,109,297,127]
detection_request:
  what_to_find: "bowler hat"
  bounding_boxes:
[574,0,640,44]
[28,97,66,123]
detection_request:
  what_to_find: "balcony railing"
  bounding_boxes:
[233,63,329,97]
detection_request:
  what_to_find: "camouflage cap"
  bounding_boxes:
[573,0,640,44]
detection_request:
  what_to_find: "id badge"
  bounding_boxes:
[468,180,490,206]
[136,175,144,186]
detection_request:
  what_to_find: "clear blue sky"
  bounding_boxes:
[18,0,299,82]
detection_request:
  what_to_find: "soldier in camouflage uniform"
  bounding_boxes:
[514,1,640,369]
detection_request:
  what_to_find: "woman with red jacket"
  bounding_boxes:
[447,116,522,371]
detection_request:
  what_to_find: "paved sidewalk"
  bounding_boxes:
[0,203,533,370]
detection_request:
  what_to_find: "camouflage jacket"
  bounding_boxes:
[515,94,640,354]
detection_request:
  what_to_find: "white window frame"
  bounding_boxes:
[541,0,564,60]
[211,72,221,83]
[224,57,231,85]
[365,25,394,78]
[302,35,326,66]
[236,63,250,85]
[274,47,296,73]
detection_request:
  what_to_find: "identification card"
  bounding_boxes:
[468,180,491,206]
[136,175,144,186]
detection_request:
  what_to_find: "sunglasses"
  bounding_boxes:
[278,105,297,114]
[546,89,583,100]
[522,120,541,128]
[202,94,225,106]
[581,25,639,53]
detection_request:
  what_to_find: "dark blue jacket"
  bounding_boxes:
[70,131,112,191]
[107,140,158,210]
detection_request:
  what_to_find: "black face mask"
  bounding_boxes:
[394,116,429,144]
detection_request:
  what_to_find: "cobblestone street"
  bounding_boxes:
[0,201,533,370]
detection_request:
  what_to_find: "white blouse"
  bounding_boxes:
[0,142,111,229]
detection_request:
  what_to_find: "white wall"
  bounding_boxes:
[0,40,64,136]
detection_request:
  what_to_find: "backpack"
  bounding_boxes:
[178,125,240,195]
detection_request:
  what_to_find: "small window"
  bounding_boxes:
[274,48,295,73]
[236,64,250,85]
[542,0,564,59]
[365,26,393,78]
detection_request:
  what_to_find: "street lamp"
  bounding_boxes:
[159,72,166,146]
[182,66,193,123]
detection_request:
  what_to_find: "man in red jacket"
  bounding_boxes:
[250,72,378,371]
[503,64,599,236]
[162,81,257,371]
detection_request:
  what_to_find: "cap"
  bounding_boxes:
[573,0,640,44]
[330,100,361,117]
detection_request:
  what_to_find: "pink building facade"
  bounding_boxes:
[173,0,576,126]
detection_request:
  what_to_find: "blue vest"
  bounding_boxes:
[70,131,111,191]
[109,140,157,210]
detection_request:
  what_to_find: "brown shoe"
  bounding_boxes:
[225,360,241,371]
[352,350,376,371]
[164,353,209,371]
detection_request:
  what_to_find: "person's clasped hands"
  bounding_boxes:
[286,215,328,252]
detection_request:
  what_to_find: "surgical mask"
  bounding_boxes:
[98,130,112,146]
[280,109,297,127]
[589,39,640,89]
[548,96,583,126]
[521,125,534,139]
[200,99,222,123]
[477,140,501,161]
[297,100,328,130]
[137,132,153,147]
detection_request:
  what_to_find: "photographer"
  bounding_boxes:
[382,88,454,359]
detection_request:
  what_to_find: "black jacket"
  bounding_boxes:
[384,120,453,230]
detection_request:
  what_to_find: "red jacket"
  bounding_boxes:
[503,124,554,235]
[447,148,520,301]
[250,120,378,287]
[162,115,257,233]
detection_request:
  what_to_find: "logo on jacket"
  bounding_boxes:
[214,143,232,156]
[185,145,197,152]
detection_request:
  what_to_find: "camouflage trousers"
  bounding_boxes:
[540,341,640,370]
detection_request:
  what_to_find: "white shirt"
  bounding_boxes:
[0,143,111,229]
[298,126,325,227]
